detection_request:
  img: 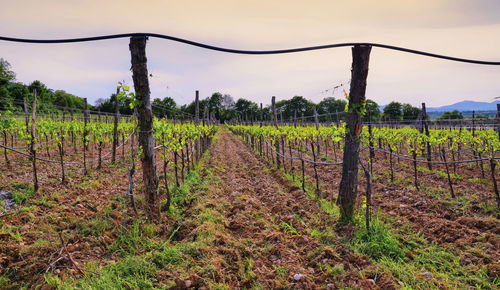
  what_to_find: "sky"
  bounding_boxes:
[0,0,499,108]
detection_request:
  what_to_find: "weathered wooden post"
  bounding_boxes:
[367,108,375,174]
[195,90,200,161]
[260,103,263,128]
[30,89,39,192]
[337,45,371,223]
[129,35,160,221]
[23,98,29,134]
[112,87,120,164]
[422,103,432,170]
[83,98,88,175]
[272,96,281,169]
[497,104,500,140]
[314,106,320,155]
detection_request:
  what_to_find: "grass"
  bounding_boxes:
[77,216,110,237]
[352,218,405,261]
[76,255,159,289]
[279,221,301,236]
[372,214,498,289]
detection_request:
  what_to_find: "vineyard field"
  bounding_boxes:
[0,113,498,288]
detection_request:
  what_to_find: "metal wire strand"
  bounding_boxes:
[0,33,499,65]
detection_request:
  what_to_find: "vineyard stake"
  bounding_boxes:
[337,45,371,223]
[83,98,88,176]
[314,106,320,156]
[497,104,500,140]
[30,89,39,192]
[195,90,200,162]
[272,96,281,169]
[489,158,500,208]
[112,87,120,164]
[422,103,432,170]
[441,148,455,198]
[129,35,160,221]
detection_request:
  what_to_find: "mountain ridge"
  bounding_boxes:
[379,100,499,112]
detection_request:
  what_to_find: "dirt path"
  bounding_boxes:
[183,129,394,289]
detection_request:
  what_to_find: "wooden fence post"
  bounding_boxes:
[129,35,160,221]
[368,108,375,174]
[83,98,88,175]
[337,45,371,223]
[112,87,120,164]
[497,104,500,140]
[422,103,432,170]
[195,90,200,161]
[314,106,320,155]
[30,89,38,192]
[272,96,281,169]
[260,103,263,128]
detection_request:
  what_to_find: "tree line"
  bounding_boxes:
[0,58,91,113]
[1,57,431,122]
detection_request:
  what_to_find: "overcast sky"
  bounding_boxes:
[0,0,499,107]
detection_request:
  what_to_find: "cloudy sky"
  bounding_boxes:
[0,0,499,107]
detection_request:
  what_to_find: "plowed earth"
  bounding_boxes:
[254,136,500,284]
[1,127,498,288]
[177,129,395,288]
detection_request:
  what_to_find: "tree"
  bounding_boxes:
[0,59,16,111]
[222,94,235,110]
[0,86,13,111]
[383,101,402,120]
[402,104,421,121]
[234,98,259,122]
[208,92,223,120]
[439,110,463,120]
[317,97,347,122]
[0,58,15,86]
[152,97,177,119]
[95,93,133,115]
[220,94,238,122]
[364,99,380,122]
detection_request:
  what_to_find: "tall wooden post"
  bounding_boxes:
[23,98,29,133]
[195,90,200,161]
[23,97,30,151]
[367,108,375,174]
[83,98,88,175]
[260,103,263,128]
[129,36,160,221]
[472,110,476,136]
[497,104,500,140]
[272,96,281,169]
[203,103,208,127]
[195,91,200,125]
[314,106,320,155]
[112,87,120,164]
[422,103,432,170]
[30,90,38,192]
[337,45,371,223]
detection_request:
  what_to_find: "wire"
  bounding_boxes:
[0,33,499,65]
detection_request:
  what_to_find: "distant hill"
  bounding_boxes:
[427,100,499,112]
[379,100,499,112]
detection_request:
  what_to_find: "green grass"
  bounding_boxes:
[279,221,301,236]
[75,255,158,289]
[77,216,110,237]
[353,218,405,261]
